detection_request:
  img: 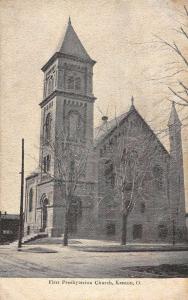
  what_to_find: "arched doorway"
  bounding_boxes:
[40,194,48,232]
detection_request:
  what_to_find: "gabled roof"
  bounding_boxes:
[94,111,129,146]
[94,104,169,155]
[58,18,93,62]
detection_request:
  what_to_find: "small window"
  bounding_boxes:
[106,223,116,235]
[133,224,142,239]
[43,157,47,173]
[47,155,51,171]
[140,202,145,213]
[158,225,168,240]
[29,188,33,212]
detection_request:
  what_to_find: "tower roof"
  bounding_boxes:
[42,18,95,72]
[58,17,93,62]
[168,101,181,127]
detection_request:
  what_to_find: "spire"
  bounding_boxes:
[130,96,135,111]
[168,101,181,127]
[58,18,93,62]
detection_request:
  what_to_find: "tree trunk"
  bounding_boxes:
[121,213,127,245]
[63,208,70,246]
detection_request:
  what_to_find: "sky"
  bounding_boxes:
[0,0,188,213]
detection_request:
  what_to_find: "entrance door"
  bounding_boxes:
[41,197,48,232]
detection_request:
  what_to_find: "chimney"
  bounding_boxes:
[102,116,108,123]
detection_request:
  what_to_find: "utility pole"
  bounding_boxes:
[18,139,24,249]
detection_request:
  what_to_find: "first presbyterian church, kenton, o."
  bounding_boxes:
[24,18,187,244]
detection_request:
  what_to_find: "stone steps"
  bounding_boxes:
[10,232,48,246]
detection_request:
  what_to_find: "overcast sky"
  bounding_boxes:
[1,0,187,213]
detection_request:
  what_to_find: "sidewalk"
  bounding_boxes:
[1,238,188,253]
[23,238,188,253]
[68,239,188,252]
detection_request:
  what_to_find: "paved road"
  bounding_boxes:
[0,240,188,278]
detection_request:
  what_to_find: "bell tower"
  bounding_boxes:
[39,18,96,179]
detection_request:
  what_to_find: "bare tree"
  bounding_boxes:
[154,5,188,107]
[41,126,91,246]
[98,110,166,245]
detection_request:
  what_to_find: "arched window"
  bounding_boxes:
[47,76,54,95]
[29,188,33,212]
[43,154,51,173]
[75,77,81,90]
[67,76,74,89]
[104,160,115,187]
[45,113,52,142]
[153,164,163,189]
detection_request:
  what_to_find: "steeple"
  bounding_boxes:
[168,101,181,127]
[168,101,187,242]
[58,18,93,62]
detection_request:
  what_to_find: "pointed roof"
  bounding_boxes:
[168,101,181,127]
[58,17,93,62]
[41,18,95,72]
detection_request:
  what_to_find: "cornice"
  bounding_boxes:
[41,52,96,72]
[39,90,97,108]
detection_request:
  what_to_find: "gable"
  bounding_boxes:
[94,107,169,157]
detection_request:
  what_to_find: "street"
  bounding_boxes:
[0,239,188,278]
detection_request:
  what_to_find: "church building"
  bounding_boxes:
[24,19,187,244]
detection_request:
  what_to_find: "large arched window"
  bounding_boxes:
[68,111,80,140]
[29,188,33,212]
[45,113,52,142]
